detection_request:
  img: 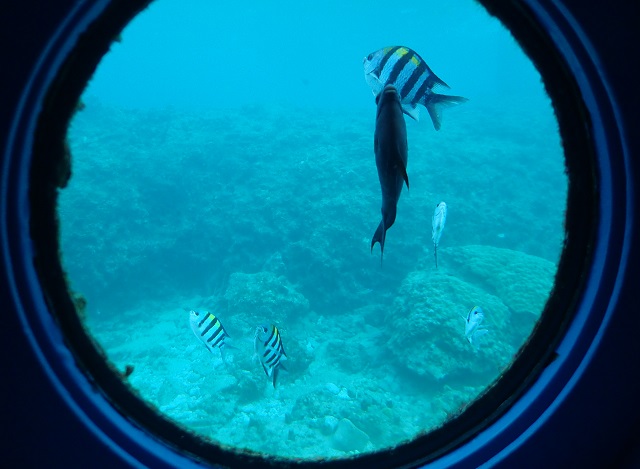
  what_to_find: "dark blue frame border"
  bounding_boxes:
[2,0,638,468]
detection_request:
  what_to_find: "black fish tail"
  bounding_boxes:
[423,93,469,131]
[371,218,386,262]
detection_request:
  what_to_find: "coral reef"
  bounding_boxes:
[439,244,557,315]
[59,97,565,459]
[387,267,514,384]
[387,245,556,384]
[224,270,310,326]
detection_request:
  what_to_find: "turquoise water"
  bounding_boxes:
[58,0,566,460]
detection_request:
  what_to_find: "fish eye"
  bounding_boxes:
[8,0,633,468]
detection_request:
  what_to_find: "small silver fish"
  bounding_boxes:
[463,306,489,346]
[254,324,288,387]
[363,46,468,130]
[189,310,231,359]
[432,201,447,268]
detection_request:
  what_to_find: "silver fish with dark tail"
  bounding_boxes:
[432,201,447,268]
[254,324,288,387]
[363,46,468,130]
[371,85,409,262]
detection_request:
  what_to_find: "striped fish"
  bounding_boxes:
[431,201,447,268]
[363,46,468,130]
[189,310,231,359]
[254,324,288,387]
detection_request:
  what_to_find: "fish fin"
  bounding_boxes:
[366,73,384,98]
[434,245,438,268]
[423,93,469,131]
[427,73,451,91]
[371,219,386,263]
[402,104,421,121]
[261,363,270,378]
[273,363,289,388]
[396,155,410,190]
[471,329,489,349]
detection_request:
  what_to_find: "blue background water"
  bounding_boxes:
[89,0,535,111]
[58,0,566,459]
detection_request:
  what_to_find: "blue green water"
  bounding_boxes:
[58,0,566,460]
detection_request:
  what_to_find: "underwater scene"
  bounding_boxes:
[58,0,567,461]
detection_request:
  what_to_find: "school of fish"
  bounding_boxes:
[188,309,290,387]
[186,45,478,389]
[364,46,485,344]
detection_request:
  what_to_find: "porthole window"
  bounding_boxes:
[29,0,595,466]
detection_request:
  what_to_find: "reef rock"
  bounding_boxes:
[439,245,556,315]
[332,418,370,453]
[388,245,557,384]
[223,270,310,326]
[387,270,514,383]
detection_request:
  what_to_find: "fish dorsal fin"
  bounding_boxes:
[402,104,420,122]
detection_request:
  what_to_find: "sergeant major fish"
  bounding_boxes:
[254,324,288,387]
[432,201,447,268]
[189,310,232,360]
[363,46,468,130]
[371,85,409,262]
[463,306,489,346]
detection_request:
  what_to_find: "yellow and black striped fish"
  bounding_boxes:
[189,310,231,358]
[363,46,468,130]
[254,324,288,387]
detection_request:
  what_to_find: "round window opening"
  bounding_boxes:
[48,0,579,463]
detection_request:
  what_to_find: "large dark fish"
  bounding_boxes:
[364,46,468,130]
[371,85,409,261]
